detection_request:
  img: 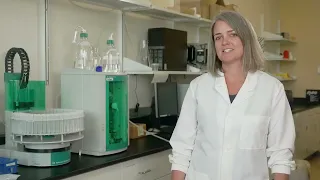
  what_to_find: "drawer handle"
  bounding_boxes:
[138,169,151,175]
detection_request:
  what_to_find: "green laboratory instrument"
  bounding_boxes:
[61,69,129,156]
[0,48,84,167]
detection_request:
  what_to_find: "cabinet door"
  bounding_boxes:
[62,163,122,180]
[122,149,172,180]
[121,156,143,180]
[293,112,304,159]
[138,150,172,180]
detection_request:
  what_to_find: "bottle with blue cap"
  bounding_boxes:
[90,47,102,72]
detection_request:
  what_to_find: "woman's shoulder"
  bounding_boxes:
[190,72,214,86]
[187,72,214,93]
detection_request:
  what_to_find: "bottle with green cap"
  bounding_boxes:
[102,33,120,73]
[72,26,93,70]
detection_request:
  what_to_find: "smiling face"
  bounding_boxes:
[213,20,244,64]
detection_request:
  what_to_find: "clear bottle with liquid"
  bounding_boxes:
[140,40,150,66]
[72,26,93,70]
[102,33,120,73]
[91,47,102,72]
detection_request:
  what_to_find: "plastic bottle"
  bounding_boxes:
[72,26,93,70]
[140,40,150,66]
[102,33,120,73]
[90,47,102,72]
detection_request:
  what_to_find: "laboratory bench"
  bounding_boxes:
[2,103,318,180]
[291,104,319,114]
[15,133,172,180]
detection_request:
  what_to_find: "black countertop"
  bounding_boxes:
[291,104,319,114]
[11,104,320,180]
[17,133,172,180]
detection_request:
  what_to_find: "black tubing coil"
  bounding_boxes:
[5,47,30,89]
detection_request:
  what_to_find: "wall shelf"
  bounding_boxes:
[265,58,296,62]
[278,77,297,81]
[73,0,212,27]
[126,71,205,75]
[73,0,152,11]
[260,15,298,83]
[261,31,296,43]
[136,5,211,27]
[125,70,205,83]
[264,37,296,43]
[72,0,211,83]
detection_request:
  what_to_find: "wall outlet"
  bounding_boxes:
[317,66,320,74]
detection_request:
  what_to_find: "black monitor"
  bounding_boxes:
[155,82,178,118]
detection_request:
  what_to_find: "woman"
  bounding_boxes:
[169,11,296,180]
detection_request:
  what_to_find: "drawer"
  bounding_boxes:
[121,157,143,180]
[122,150,171,180]
[62,163,122,180]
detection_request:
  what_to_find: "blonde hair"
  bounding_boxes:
[208,11,264,76]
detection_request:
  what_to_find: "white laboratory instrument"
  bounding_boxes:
[61,69,129,156]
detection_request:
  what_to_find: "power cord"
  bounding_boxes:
[134,103,140,113]
[133,75,139,112]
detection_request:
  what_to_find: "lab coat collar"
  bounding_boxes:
[214,70,258,105]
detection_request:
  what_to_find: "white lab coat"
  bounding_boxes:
[169,71,296,180]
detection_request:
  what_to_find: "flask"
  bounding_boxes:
[72,26,93,70]
[102,33,120,73]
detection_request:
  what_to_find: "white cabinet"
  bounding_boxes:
[62,163,122,180]
[122,150,171,180]
[63,149,172,180]
[293,107,320,159]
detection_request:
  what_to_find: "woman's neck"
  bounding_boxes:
[222,62,246,81]
[222,63,247,95]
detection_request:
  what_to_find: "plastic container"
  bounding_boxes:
[72,26,93,70]
[0,157,18,174]
[102,33,120,73]
[91,47,102,71]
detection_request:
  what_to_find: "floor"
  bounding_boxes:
[310,156,320,180]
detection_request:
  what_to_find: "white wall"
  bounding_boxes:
[0,0,40,134]
[0,0,206,134]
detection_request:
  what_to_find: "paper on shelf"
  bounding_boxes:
[123,57,152,72]
[262,31,283,39]
[151,73,169,83]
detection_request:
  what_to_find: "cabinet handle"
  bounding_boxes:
[138,169,151,175]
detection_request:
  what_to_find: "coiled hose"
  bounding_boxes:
[5,47,30,89]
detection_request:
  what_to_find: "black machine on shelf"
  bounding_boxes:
[187,43,208,66]
[148,27,188,71]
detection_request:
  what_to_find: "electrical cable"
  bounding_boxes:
[134,75,140,112]
[129,120,169,143]
[5,47,30,89]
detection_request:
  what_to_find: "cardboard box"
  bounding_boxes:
[167,6,195,16]
[179,0,211,19]
[151,0,177,8]
[209,3,237,20]
[150,0,210,18]
[129,123,146,139]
